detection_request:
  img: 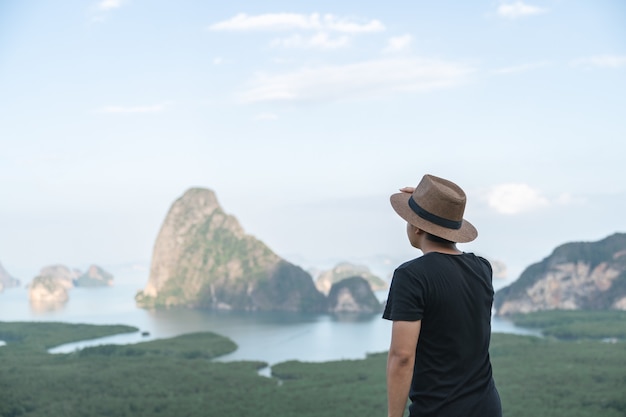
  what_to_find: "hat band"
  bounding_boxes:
[408,197,462,230]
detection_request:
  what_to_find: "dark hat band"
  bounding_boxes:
[408,196,462,230]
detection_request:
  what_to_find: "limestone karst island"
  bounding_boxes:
[495,232,626,315]
[135,188,383,314]
[28,264,114,310]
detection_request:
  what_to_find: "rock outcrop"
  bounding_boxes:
[135,188,327,312]
[38,265,79,290]
[27,264,114,310]
[75,265,114,287]
[28,275,69,311]
[315,262,386,295]
[495,233,626,316]
[0,262,20,291]
[327,276,382,313]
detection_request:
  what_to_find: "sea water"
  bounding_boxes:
[0,274,538,366]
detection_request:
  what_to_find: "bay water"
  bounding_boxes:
[0,271,538,367]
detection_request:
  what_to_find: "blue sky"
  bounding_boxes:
[0,0,625,282]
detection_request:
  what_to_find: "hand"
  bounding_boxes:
[399,187,415,194]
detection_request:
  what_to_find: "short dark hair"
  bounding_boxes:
[426,233,454,245]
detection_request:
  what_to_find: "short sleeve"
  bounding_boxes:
[382,265,425,321]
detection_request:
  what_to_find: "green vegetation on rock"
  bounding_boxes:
[136,188,327,312]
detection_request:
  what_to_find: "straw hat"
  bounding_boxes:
[390,174,477,243]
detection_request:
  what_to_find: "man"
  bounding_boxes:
[383,174,502,417]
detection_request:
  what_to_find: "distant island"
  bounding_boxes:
[327,276,382,313]
[0,261,20,292]
[135,188,382,314]
[314,262,386,295]
[495,233,626,316]
[28,264,114,310]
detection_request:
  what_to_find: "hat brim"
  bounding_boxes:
[390,192,478,243]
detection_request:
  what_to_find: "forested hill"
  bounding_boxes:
[495,233,626,316]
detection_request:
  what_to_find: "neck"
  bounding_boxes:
[420,239,462,255]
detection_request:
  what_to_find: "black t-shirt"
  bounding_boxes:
[383,252,496,417]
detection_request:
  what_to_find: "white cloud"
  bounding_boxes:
[497,1,547,19]
[384,34,413,53]
[91,0,126,21]
[97,104,166,114]
[209,13,385,33]
[486,183,549,214]
[238,58,474,103]
[97,0,124,11]
[213,57,224,65]
[271,33,350,49]
[571,55,626,69]
[491,61,551,74]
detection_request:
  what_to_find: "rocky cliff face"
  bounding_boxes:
[495,233,626,316]
[327,276,382,313]
[0,262,20,291]
[135,188,327,312]
[315,262,386,295]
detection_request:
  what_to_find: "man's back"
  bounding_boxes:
[384,252,497,417]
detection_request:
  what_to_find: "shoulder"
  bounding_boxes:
[392,254,445,282]
[396,253,442,269]
[396,253,452,271]
[473,254,493,272]
[394,255,433,276]
[391,257,425,285]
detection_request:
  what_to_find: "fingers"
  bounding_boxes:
[399,187,415,194]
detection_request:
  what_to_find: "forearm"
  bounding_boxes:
[386,353,414,417]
